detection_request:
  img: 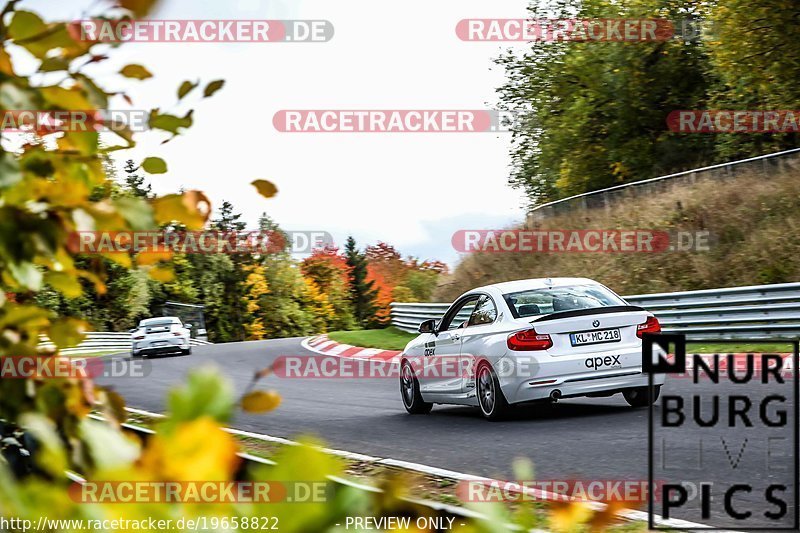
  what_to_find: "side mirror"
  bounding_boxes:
[129,328,138,333]
[418,319,436,334]
[185,323,192,329]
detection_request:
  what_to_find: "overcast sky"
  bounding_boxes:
[24,0,533,265]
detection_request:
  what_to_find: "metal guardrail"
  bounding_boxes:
[391,282,800,340]
[39,332,212,354]
[527,147,800,222]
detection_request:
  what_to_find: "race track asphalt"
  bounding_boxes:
[97,338,798,528]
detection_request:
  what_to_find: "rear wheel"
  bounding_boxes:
[476,362,510,420]
[623,385,661,407]
[400,361,432,414]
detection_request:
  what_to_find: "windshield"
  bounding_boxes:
[503,285,625,318]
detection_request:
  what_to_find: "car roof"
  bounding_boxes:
[465,277,601,297]
[141,316,181,324]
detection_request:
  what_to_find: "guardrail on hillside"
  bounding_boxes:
[391,282,800,340]
[39,332,212,355]
[527,147,800,223]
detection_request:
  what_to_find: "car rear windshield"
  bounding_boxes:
[503,285,625,318]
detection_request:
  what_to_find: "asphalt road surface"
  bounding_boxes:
[97,338,798,529]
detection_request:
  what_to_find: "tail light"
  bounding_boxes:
[133,335,145,340]
[508,328,552,351]
[173,332,182,336]
[637,316,661,338]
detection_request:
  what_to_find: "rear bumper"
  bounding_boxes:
[132,338,190,356]
[497,348,666,404]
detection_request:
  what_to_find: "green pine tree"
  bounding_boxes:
[344,236,377,328]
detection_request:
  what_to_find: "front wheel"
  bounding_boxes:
[476,362,510,420]
[400,361,432,414]
[623,385,661,407]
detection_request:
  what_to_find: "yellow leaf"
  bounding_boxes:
[120,64,153,80]
[44,271,83,298]
[0,47,14,76]
[140,417,239,481]
[549,501,593,532]
[48,317,88,349]
[136,249,173,266]
[101,251,132,268]
[241,390,281,413]
[251,179,278,199]
[152,190,211,229]
[40,86,92,110]
[148,265,175,283]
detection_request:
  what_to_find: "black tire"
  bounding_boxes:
[400,361,432,414]
[182,348,192,355]
[623,385,661,407]
[131,351,140,358]
[476,362,510,420]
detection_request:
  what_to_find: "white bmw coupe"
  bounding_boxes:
[399,278,664,419]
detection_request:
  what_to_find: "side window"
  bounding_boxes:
[468,295,497,326]
[440,297,480,331]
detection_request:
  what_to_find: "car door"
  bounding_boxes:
[418,295,479,394]
[458,295,499,393]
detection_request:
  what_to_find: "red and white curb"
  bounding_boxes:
[301,335,402,365]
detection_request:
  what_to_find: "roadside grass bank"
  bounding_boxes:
[436,167,800,300]
[118,409,649,532]
[327,327,416,350]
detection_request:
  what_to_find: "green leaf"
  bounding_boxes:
[7,11,46,41]
[177,80,198,100]
[149,110,193,134]
[44,272,82,298]
[251,179,278,198]
[47,317,88,349]
[167,368,234,425]
[39,56,70,73]
[120,64,153,80]
[20,414,67,476]
[113,196,154,230]
[79,419,140,470]
[203,79,225,98]
[141,156,167,174]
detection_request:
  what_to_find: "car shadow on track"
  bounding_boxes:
[427,399,643,422]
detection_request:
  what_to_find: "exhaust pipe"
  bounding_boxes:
[550,389,562,402]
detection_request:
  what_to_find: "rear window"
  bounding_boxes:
[503,285,625,318]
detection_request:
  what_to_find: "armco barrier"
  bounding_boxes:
[391,282,800,340]
[527,147,800,223]
[38,332,212,355]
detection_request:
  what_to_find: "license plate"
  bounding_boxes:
[152,341,166,346]
[570,328,621,346]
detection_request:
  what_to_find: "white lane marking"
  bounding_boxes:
[122,405,728,530]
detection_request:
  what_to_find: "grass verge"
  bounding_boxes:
[327,327,416,351]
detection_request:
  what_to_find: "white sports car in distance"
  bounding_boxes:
[399,278,664,420]
[131,317,192,357]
